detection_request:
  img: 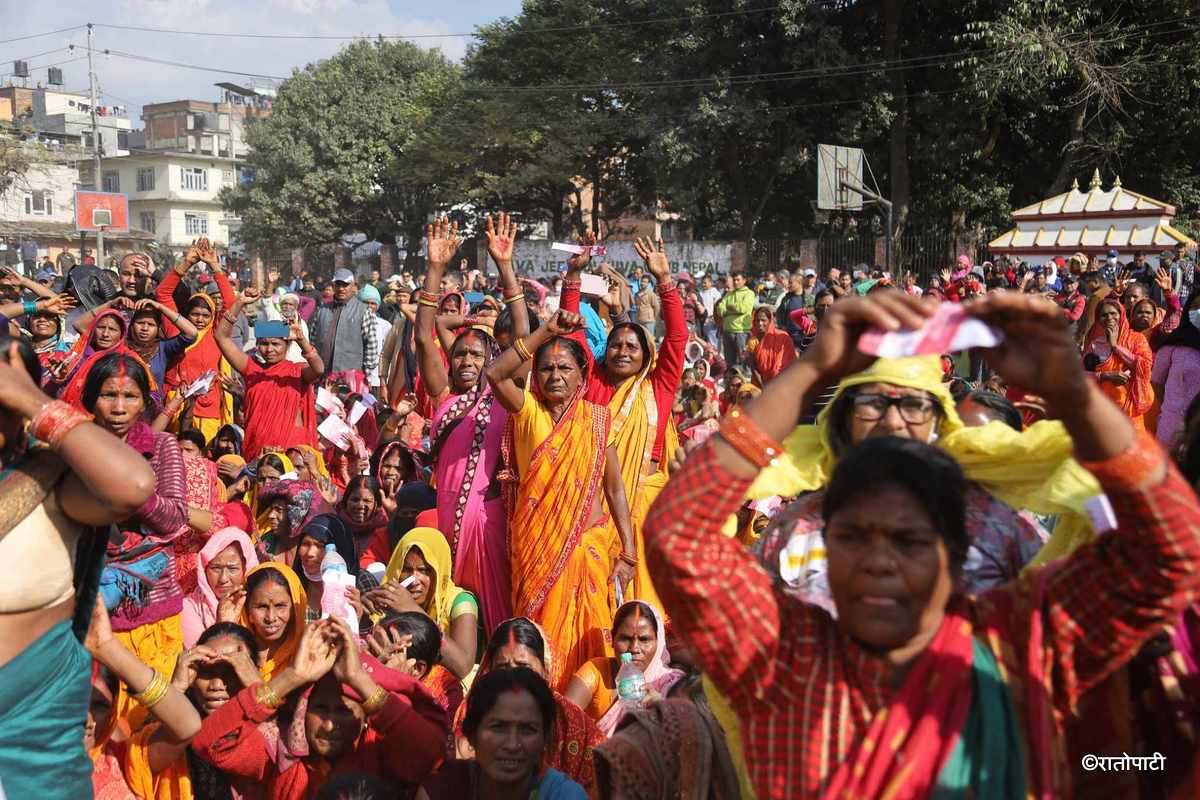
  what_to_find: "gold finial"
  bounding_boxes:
[1089,168,1102,191]
[1113,175,1122,189]
[1071,178,1080,191]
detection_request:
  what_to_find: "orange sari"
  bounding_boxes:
[502,386,616,688]
[1085,299,1154,429]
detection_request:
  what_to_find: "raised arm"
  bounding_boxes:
[214,290,254,374]
[72,296,130,334]
[487,213,530,340]
[139,297,198,340]
[1,265,56,300]
[645,292,936,705]
[86,597,201,772]
[485,310,584,413]
[1,293,75,322]
[636,237,687,393]
[414,217,462,400]
[291,319,324,383]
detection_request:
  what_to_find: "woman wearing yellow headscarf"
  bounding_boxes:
[372,528,479,681]
[244,451,294,537]
[748,351,1102,608]
[236,562,307,681]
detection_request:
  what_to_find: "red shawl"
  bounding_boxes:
[242,358,317,461]
[56,309,157,409]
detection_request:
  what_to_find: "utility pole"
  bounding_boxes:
[86,22,104,268]
[839,178,894,273]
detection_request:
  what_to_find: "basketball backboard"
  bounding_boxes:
[817,144,864,211]
[75,190,130,233]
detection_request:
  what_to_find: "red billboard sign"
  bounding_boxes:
[74,190,130,233]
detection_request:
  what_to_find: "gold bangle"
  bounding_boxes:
[718,406,785,469]
[513,337,534,362]
[256,681,282,709]
[417,298,439,309]
[362,685,389,716]
[133,671,171,709]
[503,293,526,305]
[619,551,639,566]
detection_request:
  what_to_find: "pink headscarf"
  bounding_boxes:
[597,601,687,737]
[180,527,259,648]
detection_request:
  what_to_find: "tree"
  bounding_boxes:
[221,39,460,265]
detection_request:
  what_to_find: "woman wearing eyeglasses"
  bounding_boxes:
[749,347,1103,609]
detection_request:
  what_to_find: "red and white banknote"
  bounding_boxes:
[857,302,1001,357]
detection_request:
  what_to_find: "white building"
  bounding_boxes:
[989,170,1196,266]
[31,88,132,157]
[94,150,242,250]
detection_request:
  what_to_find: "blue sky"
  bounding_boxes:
[0,0,522,122]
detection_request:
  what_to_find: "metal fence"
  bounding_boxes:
[753,227,995,285]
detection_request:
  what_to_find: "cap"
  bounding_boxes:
[332,268,354,284]
[386,274,403,286]
[1160,250,1173,259]
[254,319,289,340]
[1107,249,1119,258]
[803,268,816,277]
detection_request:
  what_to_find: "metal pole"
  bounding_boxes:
[86,23,104,268]
[885,203,893,273]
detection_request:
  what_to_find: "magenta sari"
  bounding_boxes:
[430,382,511,635]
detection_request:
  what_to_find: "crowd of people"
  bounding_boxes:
[0,219,1198,800]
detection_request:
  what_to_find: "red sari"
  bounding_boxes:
[1085,299,1154,429]
[749,313,796,385]
[242,358,317,461]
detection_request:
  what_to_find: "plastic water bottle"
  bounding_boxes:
[319,545,357,630]
[320,543,348,578]
[616,652,646,709]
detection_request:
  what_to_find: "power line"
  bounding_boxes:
[0,25,85,46]
[0,45,74,65]
[103,49,289,80]
[92,6,781,41]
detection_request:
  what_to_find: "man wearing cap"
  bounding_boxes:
[309,267,380,390]
[356,283,392,389]
[1100,249,1120,287]
[1056,273,1086,335]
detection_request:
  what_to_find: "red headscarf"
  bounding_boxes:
[1085,298,1154,423]
[55,309,157,408]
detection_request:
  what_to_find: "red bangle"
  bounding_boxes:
[418,290,439,305]
[30,399,91,448]
[561,279,582,290]
[718,406,784,469]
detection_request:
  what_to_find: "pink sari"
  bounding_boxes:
[430,382,511,635]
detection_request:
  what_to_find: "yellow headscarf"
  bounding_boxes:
[287,444,330,484]
[741,355,1101,564]
[240,562,307,681]
[383,527,466,631]
[247,452,296,535]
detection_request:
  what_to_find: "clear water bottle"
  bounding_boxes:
[320,543,348,578]
[616,652,646,709]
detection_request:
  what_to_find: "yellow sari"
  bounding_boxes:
[239,562,307,681]
[606,363,678,612]
[503,386,616,689]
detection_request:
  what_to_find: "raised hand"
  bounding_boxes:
[965,291,1090,413]
[545,309,586,336]
[41,294,77,315]
[485,212,518,266]
[194,237,219,268]
[1155,267,1173,292]
[801,291,934,382]
[367,627,418,675]
[288,320,306,344]
[266,268,280,285]
[238,288,261,306]
[327,616,364,684]
[215,586,247,623]
[425,216,462,268]
[291,619,339,684]
[634,236,671,282]
[171,645,218,692]
[566,230,598,274]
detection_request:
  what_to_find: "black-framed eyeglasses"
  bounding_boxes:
[850,392,939,424]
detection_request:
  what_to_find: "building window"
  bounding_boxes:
[136,167,155,192]
[117,131,129,150]
[139,212,156,234]
[185,213,208,236]
[181,167,208,191]
[82,131,94,150]
[24,191,52,216]
[102,170,120,192]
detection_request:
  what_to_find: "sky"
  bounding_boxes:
[0,0,522,120]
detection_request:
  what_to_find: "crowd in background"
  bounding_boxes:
[0,220,1199,800]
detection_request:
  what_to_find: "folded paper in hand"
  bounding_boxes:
[183,371,217,399]
[551,242,607,257]
[348,400,369,426]
[317,414,355,451]
[316,387,339,412]
[857,302,1001,358]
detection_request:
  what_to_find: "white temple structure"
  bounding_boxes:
[988,170,1195,266]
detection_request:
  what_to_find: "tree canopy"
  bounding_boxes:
[227,0,1200,262]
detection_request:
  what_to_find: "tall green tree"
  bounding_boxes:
[221,39,460,261]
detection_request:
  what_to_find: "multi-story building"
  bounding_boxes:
[31,88,132,157]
